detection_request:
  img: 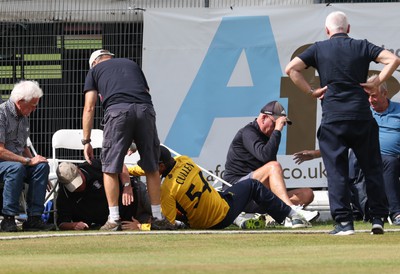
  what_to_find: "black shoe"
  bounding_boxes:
[371,218,384,235]
[1,215,18,232]
[151,217,176,230]
[23,216,56,231]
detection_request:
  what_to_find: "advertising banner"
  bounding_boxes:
[143,3,400,188]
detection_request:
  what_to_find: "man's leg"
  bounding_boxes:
[25,163,49,216]
[381,155,400,221]
[352,120,388,235]
[251,161,318,222]
[145,170,162,219]
[0,162,26,232]
[23,163,55,231]
[215,179,308,229]
[103,172,120,223]
[287,188,314,207]
[0,162,26,216]
[252,161,294,206]
[101,107,135,231]
[319,122,354,223]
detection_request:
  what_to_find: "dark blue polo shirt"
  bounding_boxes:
[298,33,384,123]
[83,58,152,110]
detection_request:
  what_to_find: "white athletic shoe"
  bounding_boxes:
[284,217,312,228]
[291,205,319,222]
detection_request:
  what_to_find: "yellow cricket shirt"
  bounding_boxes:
[128,155,229,229]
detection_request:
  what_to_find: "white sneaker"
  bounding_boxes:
[264,214,278,228]
[285,217,312,228]
[291,205,319,222]
[284,217,292,227]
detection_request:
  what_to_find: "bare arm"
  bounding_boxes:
[361,50,400,95]
[121,164,134,206]
[293,150,321,165]
[82,90,98,163]
[285,57,327,98]
[0,143,47,166]
[82,90,97,140]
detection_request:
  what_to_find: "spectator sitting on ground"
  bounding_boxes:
[223,100,319,227]
[55,159,151,230]
[127,145,311,230]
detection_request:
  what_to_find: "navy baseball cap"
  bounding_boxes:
[159,145,172,164]
[260,101,292,125]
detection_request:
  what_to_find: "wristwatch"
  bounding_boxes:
[24,157,31,165]
[81,139,91,145]
[123,182,131,187]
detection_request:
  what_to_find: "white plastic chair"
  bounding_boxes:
[47,129,104,227]
[124,152,141,166]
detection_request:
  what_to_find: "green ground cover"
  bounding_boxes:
[0,221,399,274]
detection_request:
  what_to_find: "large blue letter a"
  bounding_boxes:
[165,16,282,157]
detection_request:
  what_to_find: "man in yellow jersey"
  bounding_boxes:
[128,146,310,229]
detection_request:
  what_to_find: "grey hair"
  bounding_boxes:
[325,11,349,33]
[368,74,388,94]
[10,80,43,102]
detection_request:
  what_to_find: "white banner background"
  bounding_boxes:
[143,3,400,188]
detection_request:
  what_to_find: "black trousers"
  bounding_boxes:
[318,119,388,223]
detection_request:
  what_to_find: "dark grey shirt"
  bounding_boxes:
[0,99,30,156]
[223,119,281,184]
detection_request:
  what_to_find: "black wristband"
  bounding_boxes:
[81,139,91,145]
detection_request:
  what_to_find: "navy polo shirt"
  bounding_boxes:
[83,58,152,110]
[298,33,384,123]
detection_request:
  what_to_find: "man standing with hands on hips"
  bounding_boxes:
[82,49,174,230]
[285,11,400,235]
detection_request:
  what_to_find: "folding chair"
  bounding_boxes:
[46,129,103,227]
[124,151,141,166]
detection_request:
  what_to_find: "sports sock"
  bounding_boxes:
[151,204,162,219]
[109,206,120,222]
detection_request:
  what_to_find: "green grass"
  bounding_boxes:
[1,221,400,274]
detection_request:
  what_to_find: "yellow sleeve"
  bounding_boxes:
[161,186,177,224]
[127,165,146,177]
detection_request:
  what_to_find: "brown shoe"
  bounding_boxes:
[100,219,121,231]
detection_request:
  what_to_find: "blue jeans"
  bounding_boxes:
[0,161,49,216]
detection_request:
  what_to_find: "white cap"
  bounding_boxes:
[89,49,114,69]
[56,162,83,192]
